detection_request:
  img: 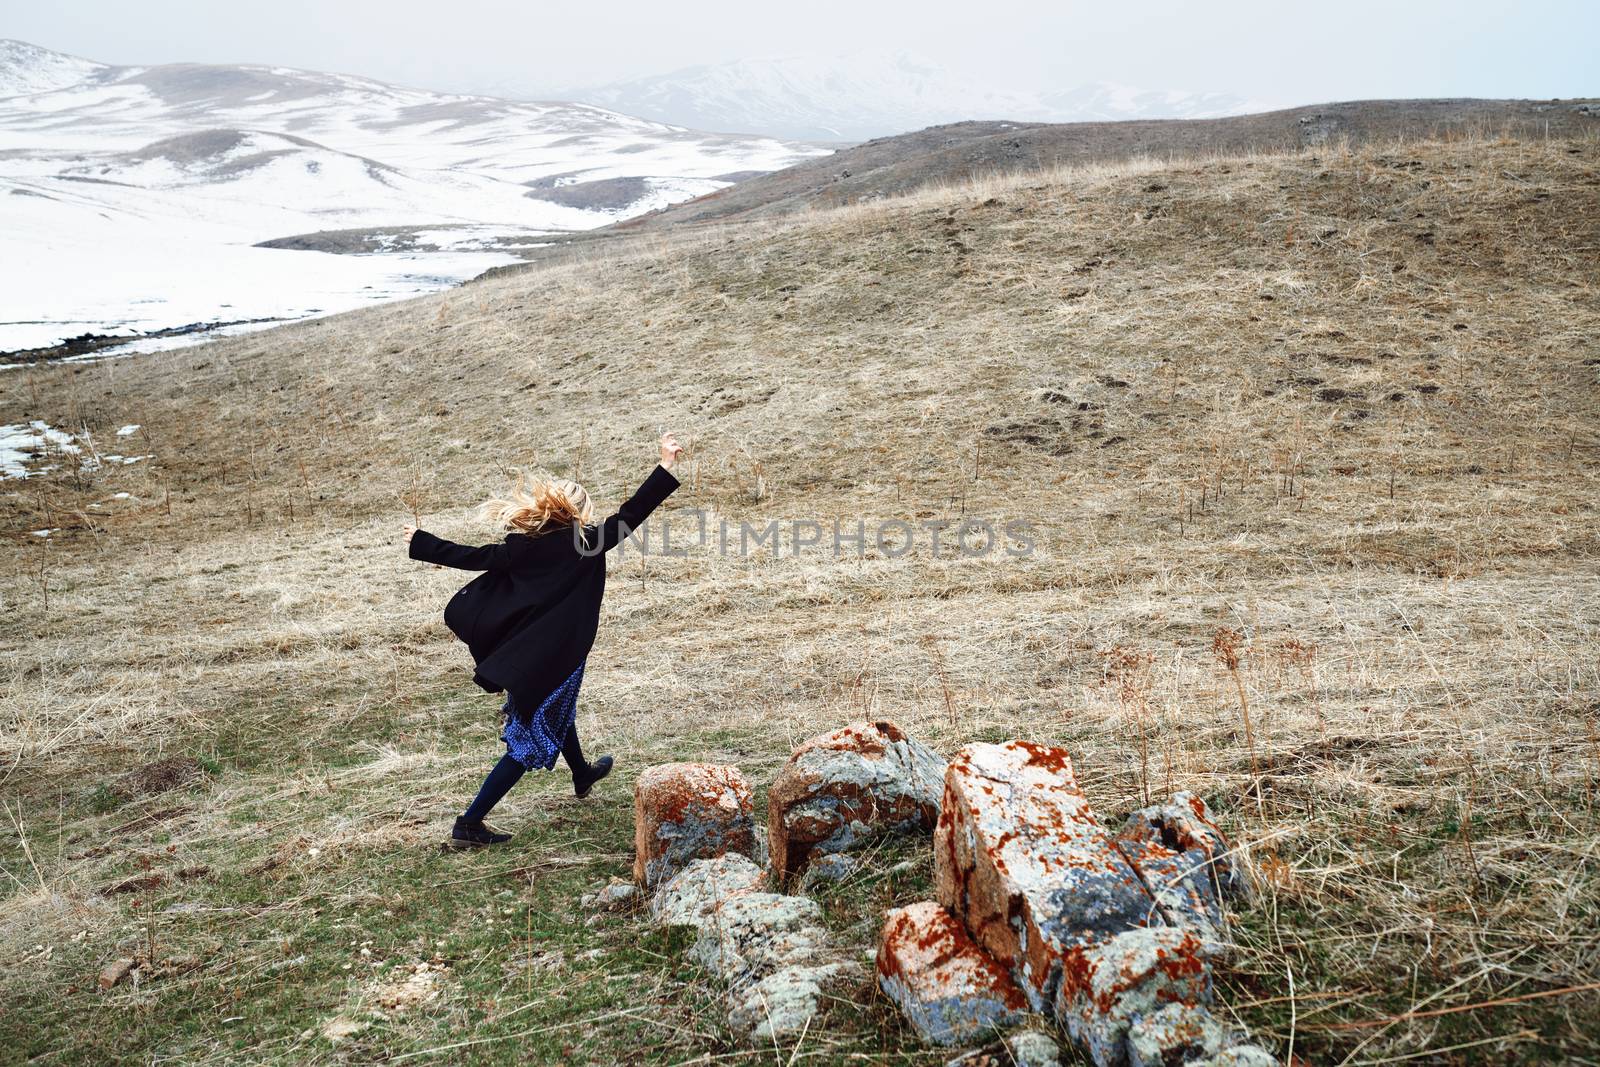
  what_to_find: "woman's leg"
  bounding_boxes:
[461,752,526,824]
[563,723,613,798]
[560,724,590,776]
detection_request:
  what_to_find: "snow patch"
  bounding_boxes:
[0,420,150,478]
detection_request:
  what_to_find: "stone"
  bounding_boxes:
[685,888,856,1044]
[1126,1002,1226,1067]
[1194,1044,1280,1066]
[651,853,768,927]
[726,961,862,1042]
[1118,792,1243,895]
[934,741,1160,1012]
[689,892,831,981]
[1056,927,1213,1067]
[768,720,946,880]
[584,880,641,912]
[942,1030,1061,1067]
[797,852,859,892]
[1117,792,1245,946]
[98,957,135,991]
[633,762,760,889]
[1006,1029,1064,1067]
[876,901,1028,1046]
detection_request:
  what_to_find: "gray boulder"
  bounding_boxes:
[768,720,945,881]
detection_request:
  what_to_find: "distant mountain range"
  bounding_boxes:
[566,51,1275,140]
[0,39,827,354]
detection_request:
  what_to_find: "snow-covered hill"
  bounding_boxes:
[0,41,828,354]
[1032,82,1274,123]
[0,39,109,98]
[570,51,1273,141]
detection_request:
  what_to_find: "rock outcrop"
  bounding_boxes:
[876,900,1028,1046]
[1056,927,1212,1066]
[768,720,946,880]
[1004,1030,1064,1067]
[934,741,1158,1013]
[1125,1002,1225,1067]
[1191,1044,1281,1066]
[726,959,861,1042]
[1115,792,1244,951]
[689,891,861,1042]
[633,734,1272,1063]
[651,853,768,927]
[883,740,1272,1066]
[633,762,761,889]
[636,762,860,1044]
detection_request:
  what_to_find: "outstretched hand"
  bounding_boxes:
[659,431,685,470]
[403,525,441,567]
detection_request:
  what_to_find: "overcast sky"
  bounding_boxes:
[5,0,1596,103]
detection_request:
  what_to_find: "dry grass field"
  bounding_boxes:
[2,133,1598,1064]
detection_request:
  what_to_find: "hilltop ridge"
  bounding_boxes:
[608,97,1600,229]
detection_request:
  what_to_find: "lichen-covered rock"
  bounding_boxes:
[582,880,642,912]
[690,892,831,980]
[798,852,860,892]
[1117,792,1244,950]
[1193,1043,1279,1066]
[1126,1002,1226,1067]
[942,1030,1061,1067]
[727,961,862,1041]
[1119,792,1244,898]
[1056,927,1213,1067]
[633,762,760,889]
[934,741,1160,1012]
[651,853,768,927]
[1005,1029,1063,1067]
[768,720,946,880]
[877,901,1028,1046]
[686,889,856,1043]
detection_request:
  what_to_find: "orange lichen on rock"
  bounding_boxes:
[876,901,1027,1046]
[1056,927,1214,1066]
[633,762,759,888]
[1116,791,1244,951]
[934,740,1159,1012]
[767,720,945,880]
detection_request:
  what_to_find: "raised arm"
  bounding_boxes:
[596,432,684,553]
[406,528,514,571]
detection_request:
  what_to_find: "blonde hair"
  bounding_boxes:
[478,474,594,536]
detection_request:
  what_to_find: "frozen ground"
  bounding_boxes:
[0,40,831,355]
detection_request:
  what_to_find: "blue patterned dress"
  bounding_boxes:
[501,660,586,770]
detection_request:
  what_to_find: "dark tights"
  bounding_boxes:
[461,724,589,824]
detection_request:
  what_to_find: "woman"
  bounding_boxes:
[404,432,683,848]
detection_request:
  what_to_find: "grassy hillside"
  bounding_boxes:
[2,133,1598,1064]
[603,99,1600,231]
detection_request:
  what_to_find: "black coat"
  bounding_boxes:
[409,465,679,714]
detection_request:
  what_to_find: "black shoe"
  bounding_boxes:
[573,755,614,799]
[448,817,513,849]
